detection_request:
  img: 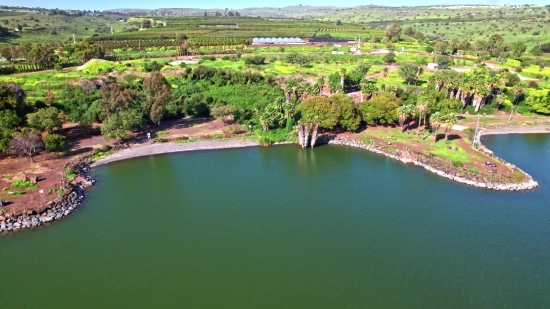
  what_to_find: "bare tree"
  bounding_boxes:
[9,133,44,163]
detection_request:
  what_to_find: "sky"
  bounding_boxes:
[4,0,547,11]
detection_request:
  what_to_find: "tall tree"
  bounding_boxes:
[142,72,172,125]
[298,96,341,130]
[385,23,401,40]
[0,82,25,111]
[330,94,360,131]
[430,112,443,142]
[434,41,448,54]
[0,109,20,153]
[340,68,346,91]
[97,83,143,140]
[416,94,429,127]
[398,63,423,85]
[443,113,458,141]
[9,133,44,163]
[358,93,400,126]
[26,107,64,133]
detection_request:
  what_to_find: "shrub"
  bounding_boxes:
[101,144,111,152]
[226,124,244,135]
[384,52,396,63]
[527,81,539,89]
[243,56,266,65]
[258,136,273,146]
[452,161,463,167]
[43,134,66,153]
[66,169,77,179]
[202,56,216,61]
[93,148,102,154]
[11,180,38,189]
[425,46,434,53]
[464,128,475,136]
[221,55,230,60]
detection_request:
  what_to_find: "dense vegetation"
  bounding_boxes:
[0,4,549,161]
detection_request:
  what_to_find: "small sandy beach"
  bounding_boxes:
[90,140,259,167]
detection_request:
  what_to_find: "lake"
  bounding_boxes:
[1,134,549,309]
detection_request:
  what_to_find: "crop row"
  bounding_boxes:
[318,28,365,32]
[94,38,253,50]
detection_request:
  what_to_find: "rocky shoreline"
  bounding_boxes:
[0,160,96,235]
[321,135,539,191]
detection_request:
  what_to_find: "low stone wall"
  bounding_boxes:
[0,160,96,235]
[321,135,538,191]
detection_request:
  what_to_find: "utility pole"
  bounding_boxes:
[72,33,76,44]
[472,113,481,146]
[111,26,113,34]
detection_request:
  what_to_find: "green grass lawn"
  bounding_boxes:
[358,127,489,163]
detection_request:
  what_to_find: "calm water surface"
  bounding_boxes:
[1,134,549,309]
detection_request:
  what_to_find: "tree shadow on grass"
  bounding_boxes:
[446,134,461,141]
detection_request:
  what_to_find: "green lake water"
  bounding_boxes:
[1,134,549,309]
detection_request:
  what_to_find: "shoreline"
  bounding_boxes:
[2,128,547,235]
[90,139,260,167]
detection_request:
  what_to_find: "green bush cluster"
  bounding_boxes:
[11,180,38,189]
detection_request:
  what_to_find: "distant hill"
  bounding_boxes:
[106,8,153,13]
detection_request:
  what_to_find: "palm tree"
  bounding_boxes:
[282,100,296,129]
[405,104,416,130]
[443,113,458,141]
[340,68,346,91]
[316,76,325,95]
[496,94,506,112]
[387,85,397,96]
[397,105,411,132]
[509,82,526,122]
[430,112,443,142]
[498,73,508,91]
[487,75,500,96]
[362,83,378,100]
[273,97,285,113]
[297,114,312,148]
[284,83,293,104]
[416,95,429,128]
[258,113,272,131]
[359,78,368,102]
[512,82,526,106]
[310,117,320,148]
[473,78,490,112]
[295,83,306,100]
